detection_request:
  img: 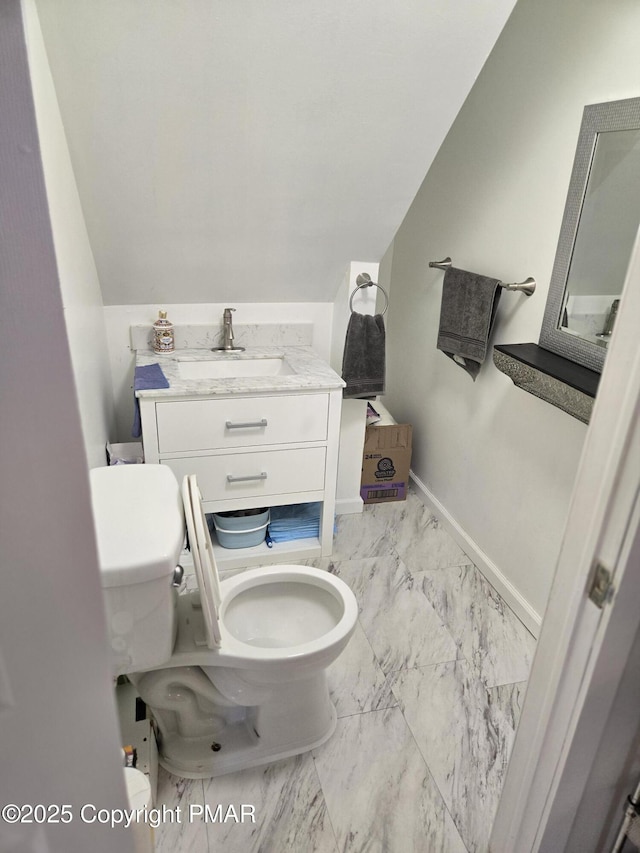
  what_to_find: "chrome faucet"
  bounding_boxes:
[596,298,620,339]
[213,307,245,352]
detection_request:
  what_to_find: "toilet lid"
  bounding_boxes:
[181,475,222,648]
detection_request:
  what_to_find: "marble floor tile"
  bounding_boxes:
[330,505,400,560]
[298,556,341,573]
[202,754,338,853]
[331,556,459,674]
[313,707,468,853]
[332,494,469,570]
[487,681,528,731]
[389,493,471,572]
[417,564,536,688]
[155,768,208,853]
[327,620,397,717]
[391,661,518,853]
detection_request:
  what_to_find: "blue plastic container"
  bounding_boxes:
[211,508,270,549]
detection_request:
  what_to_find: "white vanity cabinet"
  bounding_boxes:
[138,387,342,568]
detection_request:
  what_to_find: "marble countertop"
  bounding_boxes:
[135,346,345,398]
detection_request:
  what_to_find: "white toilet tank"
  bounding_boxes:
[90,464,185,676]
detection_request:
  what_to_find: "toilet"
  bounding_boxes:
[90,464,358,779]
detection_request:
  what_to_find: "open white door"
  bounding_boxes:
[491,229,640,853]
[1,4,134,850]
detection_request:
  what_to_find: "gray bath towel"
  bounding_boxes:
[342,312,386,399]
[437,266,502,380]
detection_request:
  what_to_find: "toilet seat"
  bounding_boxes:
[177,474,358,671]
[181,474,221,648]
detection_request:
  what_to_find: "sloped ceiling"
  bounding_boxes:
[34,0,516,305]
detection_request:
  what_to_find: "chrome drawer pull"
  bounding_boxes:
[226,472,268,483]
[225,418,268,429]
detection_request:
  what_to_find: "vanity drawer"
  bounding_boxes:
[155,394,329,453]
[161,447,326,503]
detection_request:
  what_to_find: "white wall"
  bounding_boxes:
[1,3,133,849]
[383,0,640,625]
[23,0,115,469]
[33,0,518,306]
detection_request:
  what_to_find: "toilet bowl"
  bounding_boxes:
[90,465,357,779]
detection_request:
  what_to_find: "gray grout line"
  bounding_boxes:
[384,656,461,676]
[310,754,341,853]
[394,697,472,853]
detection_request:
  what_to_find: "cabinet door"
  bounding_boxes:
[162,447,326,503]
[156,394,329,453]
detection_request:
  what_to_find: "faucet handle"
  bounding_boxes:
[223,307,235,320]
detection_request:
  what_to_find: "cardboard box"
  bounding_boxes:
[361,422,412,504]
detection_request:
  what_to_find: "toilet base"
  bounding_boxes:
[140,668,338,780]
[158,703,337,779]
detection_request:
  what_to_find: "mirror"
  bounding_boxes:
[539,97,640,372]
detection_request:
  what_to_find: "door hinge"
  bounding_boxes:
[588,561,614,608]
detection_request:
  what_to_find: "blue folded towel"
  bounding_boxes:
[131,363,170,437]
[268,503,323,542]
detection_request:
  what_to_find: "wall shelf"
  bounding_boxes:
[493,343,600,424]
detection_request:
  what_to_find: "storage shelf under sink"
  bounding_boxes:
[211,535,322,573]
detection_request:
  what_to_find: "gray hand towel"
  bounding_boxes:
[342,312,386,399]
[437,266,502,380]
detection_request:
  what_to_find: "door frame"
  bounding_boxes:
[490,230,640,852]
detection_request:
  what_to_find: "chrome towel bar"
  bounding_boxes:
[429,257,536,295]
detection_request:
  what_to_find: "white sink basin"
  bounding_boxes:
[177,357,295,380]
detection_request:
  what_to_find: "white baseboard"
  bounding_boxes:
[335,496,364,516]
[409,471,542,638]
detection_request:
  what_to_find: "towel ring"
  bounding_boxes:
[349,274,389,315]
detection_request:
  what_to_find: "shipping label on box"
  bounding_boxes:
[360,423,412,504]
